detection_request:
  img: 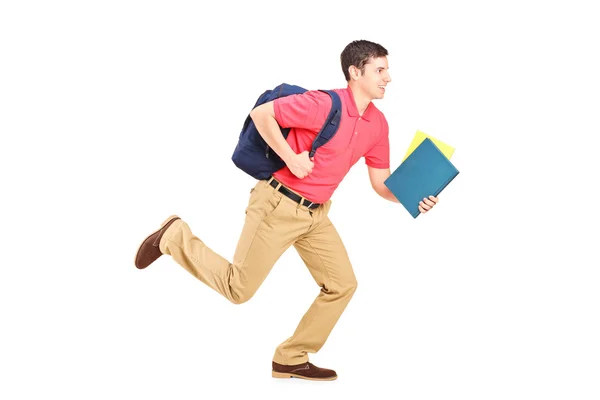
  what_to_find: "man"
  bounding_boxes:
[134,40,438,381]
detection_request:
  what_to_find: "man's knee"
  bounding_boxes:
[346,279,358,295]
[230,287,257,305]
[331,277,357,297]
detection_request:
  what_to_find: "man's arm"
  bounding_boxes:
[250,102,314,179]
[250,101,296,164]
[367,166,399,203]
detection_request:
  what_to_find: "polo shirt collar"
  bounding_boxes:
[343,86,374,122]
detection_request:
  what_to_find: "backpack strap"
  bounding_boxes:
[308,90,342,158]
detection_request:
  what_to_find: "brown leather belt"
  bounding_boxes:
[268,178,321,209]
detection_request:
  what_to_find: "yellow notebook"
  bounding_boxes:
[402,130,455,162]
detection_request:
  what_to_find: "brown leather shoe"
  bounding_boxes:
[134,215,180,269]
[272,361,337,381]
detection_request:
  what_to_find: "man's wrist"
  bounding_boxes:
[281,149,295,165]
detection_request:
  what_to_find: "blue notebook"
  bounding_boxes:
[384,138,459,218]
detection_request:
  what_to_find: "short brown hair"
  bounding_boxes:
[340,40,388,81]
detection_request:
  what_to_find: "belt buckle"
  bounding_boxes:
[307,201,313,209]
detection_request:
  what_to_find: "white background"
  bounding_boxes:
[1,0,599,399]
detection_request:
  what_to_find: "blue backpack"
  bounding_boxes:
[232,83,342,180]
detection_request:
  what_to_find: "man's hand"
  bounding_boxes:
[419,196,439,214]
[285,151,314,179]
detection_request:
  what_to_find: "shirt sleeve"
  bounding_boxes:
[364,116,390,169]
[273,90,332,133]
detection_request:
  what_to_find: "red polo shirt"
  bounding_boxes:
[272,86,390,203]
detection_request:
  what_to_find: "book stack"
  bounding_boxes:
[384,130,459,218]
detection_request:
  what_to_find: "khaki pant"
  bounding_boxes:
[159,179,357,365]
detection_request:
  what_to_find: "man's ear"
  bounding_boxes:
[349,65,361,81]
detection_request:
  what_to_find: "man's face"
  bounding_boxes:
[357,56,392,100]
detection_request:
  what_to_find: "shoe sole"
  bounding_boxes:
[271,371,337,381]
[134,214,180,269]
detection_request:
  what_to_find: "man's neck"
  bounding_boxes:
[348,84,371,116]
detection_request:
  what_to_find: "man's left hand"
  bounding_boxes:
[419,196,438,214]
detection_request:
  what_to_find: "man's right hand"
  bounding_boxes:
[285,151,314,179]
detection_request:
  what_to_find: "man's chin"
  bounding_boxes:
[368,91,385,101]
